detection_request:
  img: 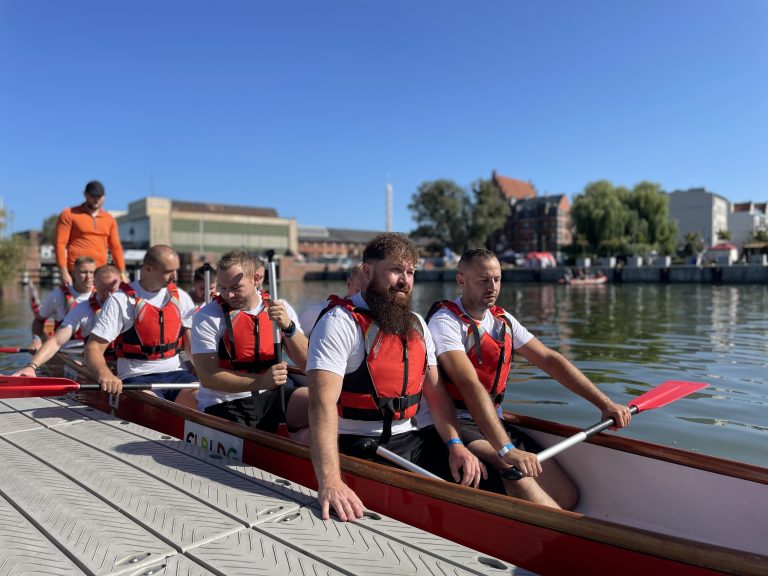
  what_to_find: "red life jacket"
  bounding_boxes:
[86,293,116,359]
[326,296,427,442]
[115,282,184,360]
[53,283,83,334]
[426,300,514,410]
[216,292,277,373]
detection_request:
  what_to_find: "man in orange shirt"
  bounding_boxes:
[55,180,126,285]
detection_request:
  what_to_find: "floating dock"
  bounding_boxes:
[0,395,533,576]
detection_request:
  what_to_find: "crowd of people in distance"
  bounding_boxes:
[16,180,633,516]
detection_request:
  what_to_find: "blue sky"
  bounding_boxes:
[1,0,766,235]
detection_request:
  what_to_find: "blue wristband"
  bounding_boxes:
[446,437,463,447]
[497,442,515,458]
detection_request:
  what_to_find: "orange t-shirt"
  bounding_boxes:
[55,204,126,272]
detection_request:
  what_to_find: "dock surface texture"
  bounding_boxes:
[0,396,533,576]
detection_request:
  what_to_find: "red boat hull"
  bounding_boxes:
[75,388,764,576]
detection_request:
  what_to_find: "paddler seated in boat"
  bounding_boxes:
[190,251,310,442]
[307,233,485,521]
[299,262,365,337]
[14,265,122,377]
[426,248,632,509]
[191,263,217,308]
[30,255,96,351]
[84,245,198,410]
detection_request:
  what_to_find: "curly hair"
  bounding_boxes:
[363,233,420,265]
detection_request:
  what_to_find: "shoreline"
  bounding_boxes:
[303,263,768,284]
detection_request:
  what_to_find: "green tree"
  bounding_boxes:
[754,230,768,242]
[717,229,731,241]
[41,213,58,244]
[467,178,510,250]
[408,179,470,253]
[0,209,29,285]
[571,180,678,256]
[682,232,704,257]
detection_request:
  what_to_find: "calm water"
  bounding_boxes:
[2,281,767,467]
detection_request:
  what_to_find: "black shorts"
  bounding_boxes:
[458,418,543,454]
[339,426,506,494]
[204,387,296,432]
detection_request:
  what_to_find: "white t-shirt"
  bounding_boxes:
[191,294,303,411]
[426,296,534,420]
[60,297,102,338]
[307,292,437,436]
[38,285,91,323]
[89,281,196,379]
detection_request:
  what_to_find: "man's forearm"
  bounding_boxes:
[283,332,308,371]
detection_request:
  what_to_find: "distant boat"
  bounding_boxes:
[560,274,608,285]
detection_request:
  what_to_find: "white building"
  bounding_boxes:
[729,202,767,247]
[668,188,729,248]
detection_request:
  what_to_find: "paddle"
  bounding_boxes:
[503,379,709,481]
[0,376,199,399]
[0,347,36,354]
[349,437,444,480]
[266,258,286,414]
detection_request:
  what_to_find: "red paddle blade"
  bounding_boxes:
[0,377,80,399]
[630,380,708,413]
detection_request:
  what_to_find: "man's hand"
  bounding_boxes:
[447,444,487,488]
[317,478,365,521]
[61,269,73,286]
[255,362,288,390]
[12,366,37,378]
[502,448,542,478]
[602,401,632,429]
[97,371,123,394]
[267,300,291,331]
[30,337,42,352]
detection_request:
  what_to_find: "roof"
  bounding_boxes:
[707,243,738,250]
[492,171,536,201]
[299,226,383,244]
[171,200,278,218]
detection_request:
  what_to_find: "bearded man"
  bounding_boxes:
[307,233,485,522]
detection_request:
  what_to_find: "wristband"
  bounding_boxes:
[497,442,515,458]
[281,320,297,338]
[26,362,39,371]
[445,437,463,447]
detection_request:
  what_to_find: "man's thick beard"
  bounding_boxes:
[365,284,414,336]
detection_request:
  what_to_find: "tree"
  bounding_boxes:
[754,230,768,242]
[408,179,470,253]
[467,179,510,250]
[409,178,510,254]
[682,232,704,257]
[570,180,678,256]
[0,209,29,286]
[41,213,58,244]
[717,230,731,241]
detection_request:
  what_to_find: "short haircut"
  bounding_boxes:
[194,264,216,282]
[346,262,364,280]
[73,255,96,268]
[458,248,498,270]
[94,264,121,281]
[363,233,420,266]
[84,180,105,196]
[217,251,264,278]
[143,245,177,268]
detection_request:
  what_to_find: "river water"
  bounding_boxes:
[2,281,766,468]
